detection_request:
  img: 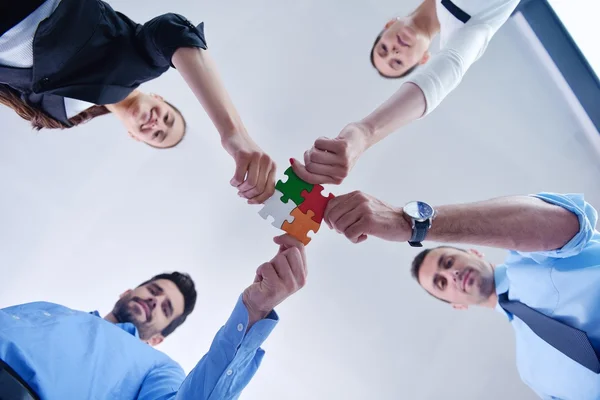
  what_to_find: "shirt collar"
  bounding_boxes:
[89,311,141,338]
[493,265,513,321]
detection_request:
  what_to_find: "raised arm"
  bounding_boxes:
[137,13,275,204]
[137,235,308,400]
[427,195,580,251]
[171,47,276,204]
[324,191,594,255]
[293,0,520,185]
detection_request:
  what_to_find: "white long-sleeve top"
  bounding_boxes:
[405,0,521,116]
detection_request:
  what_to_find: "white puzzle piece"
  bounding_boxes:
[258,189,297,228]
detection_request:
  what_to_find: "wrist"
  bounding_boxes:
[395,207,414,242]
[221,130,250,154]
[355,119,377,149]
[242,290,270,329]
[339,121,373,152]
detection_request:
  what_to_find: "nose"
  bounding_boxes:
[147,297,157,311]
[450,269,460,283]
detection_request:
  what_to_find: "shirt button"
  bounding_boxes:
[12,315,20,320]
[43,312,51,316]
[226,369,233,376]
[237,323,244,332]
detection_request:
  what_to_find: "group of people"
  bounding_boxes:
[1,0,599,399]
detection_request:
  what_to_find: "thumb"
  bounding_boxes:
[289,158,314,183]
[356,234,368,244]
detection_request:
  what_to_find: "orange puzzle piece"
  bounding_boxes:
[282,208,320,245]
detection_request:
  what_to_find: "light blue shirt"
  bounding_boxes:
[0,294,278,399]
[494,192,600,400]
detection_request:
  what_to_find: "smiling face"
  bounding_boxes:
[371,18,432,78]
[417,247,496,307]
[120,93,186,148]
[111,279,185,345]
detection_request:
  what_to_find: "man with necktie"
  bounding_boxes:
[324,190,600,399]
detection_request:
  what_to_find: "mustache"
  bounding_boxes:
[131,296,153,322]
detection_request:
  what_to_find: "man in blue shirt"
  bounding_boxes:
[0,234,308,400]
[323,190,600,399]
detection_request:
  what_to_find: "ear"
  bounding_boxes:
[468,248,484,258]
[452,303,469,310]
[150,93,165,101]
[146,334,165,347]
[384,19,396,29]
[119,289,132,299]
[419,51,431,65]
[128,131,141,142]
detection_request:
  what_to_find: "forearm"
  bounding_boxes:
[175,295,278,400]
[172,47,247,140]
[358,83,427,148]
[427,196,580,251]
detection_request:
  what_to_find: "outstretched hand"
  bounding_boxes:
[242,235,308,328]
[222,134,276,205]
[290,123,371,185]
[324,191,411,244]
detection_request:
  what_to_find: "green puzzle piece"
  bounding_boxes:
[275,167,314,206]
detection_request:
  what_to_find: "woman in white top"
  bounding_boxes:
[291,0,521,185]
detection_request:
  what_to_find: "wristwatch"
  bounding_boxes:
[402,201,436,247]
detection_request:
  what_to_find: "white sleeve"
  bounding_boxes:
[405,0,520,116]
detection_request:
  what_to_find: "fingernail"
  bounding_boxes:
[289,158,294,165]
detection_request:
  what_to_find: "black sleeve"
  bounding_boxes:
[136,13,208,69]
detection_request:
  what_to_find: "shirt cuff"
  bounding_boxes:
[221,295,279,353]
[526,192,597,259]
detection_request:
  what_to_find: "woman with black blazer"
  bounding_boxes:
[0,0,276,204]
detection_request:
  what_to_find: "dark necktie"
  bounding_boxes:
[498,293,600,374]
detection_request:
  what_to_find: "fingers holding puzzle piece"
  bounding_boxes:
[258,164,335,245]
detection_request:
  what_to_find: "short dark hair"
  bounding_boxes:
[138,272,197,337]
[370,29,418,79]
[410,246,467,304]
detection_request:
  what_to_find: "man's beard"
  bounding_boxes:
[112,293,158,340]
[473,262,496,303]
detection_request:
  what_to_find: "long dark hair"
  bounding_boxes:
[0,84,110,130]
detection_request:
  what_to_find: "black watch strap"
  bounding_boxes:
[408,220,430,247]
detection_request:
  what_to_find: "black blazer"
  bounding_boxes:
[0,0,207,126]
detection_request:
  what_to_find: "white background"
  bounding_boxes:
[548,0,600,78]
[1,1,599,399]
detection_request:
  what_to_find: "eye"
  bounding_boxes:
[437,277,447,290]
[444,257,453,269]
[164,113,169,123]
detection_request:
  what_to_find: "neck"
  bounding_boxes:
[481,291,498,309]
[105,90,140,114]
[104,312,118,324]
[407,0,441,39]
[480,263,498,309]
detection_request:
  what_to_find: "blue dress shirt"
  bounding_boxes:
[0,294,278,399]
[494,192,600,399]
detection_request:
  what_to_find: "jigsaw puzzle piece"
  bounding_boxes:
[258,189,297,228]
[299,184,335,223]
[281,208,321,245]
[275,167,314,206]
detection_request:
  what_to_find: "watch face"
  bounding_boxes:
[404,201,434,221]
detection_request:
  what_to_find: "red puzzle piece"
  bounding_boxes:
[299,184,335,223]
